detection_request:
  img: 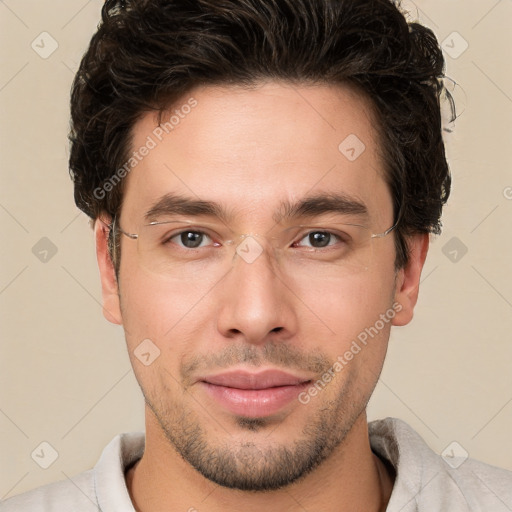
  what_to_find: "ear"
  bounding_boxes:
[392,233,429,326]
[94,218,122,325]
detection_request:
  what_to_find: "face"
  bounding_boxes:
[96,82,425,491]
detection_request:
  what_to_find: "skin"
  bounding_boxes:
[95,82,428,512]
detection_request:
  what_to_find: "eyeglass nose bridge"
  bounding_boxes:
[226,233,279,266]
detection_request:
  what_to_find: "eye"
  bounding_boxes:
[295,231,342,249]
[169,230,212,249]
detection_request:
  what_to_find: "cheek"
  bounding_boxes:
[119,273,209,399]
[294,269,395,334]
[310,280,394,401]
[293,268,396,388]
[118,268,211,354]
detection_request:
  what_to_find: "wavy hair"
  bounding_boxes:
[69,0,453,269]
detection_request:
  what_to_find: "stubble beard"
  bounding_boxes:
[144,381,365,491]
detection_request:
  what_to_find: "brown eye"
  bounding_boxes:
[297,231,340,249]
[308,232,331,247]
[170,231,211,249]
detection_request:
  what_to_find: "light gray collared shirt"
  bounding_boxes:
[2,418,511,511]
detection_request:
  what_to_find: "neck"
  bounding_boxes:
[126,410,394,512]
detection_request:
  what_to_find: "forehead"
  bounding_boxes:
[121,81,392,227]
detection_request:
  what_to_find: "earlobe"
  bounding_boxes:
[392,233,429,327]
[94,218,123,325]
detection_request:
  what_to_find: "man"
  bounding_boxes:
[3,0,511,510]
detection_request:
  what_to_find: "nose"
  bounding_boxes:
[215,241,298,346]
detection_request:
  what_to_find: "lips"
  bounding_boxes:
[200,369,310,389]
[197,369,313,418]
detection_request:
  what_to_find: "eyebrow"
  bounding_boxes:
[144,192,369,225]
[145,194,230,222]
[275,193,368,224]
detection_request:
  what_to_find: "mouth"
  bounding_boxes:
[198,369,313,418]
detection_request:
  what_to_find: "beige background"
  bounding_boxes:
[1,0,511,499]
